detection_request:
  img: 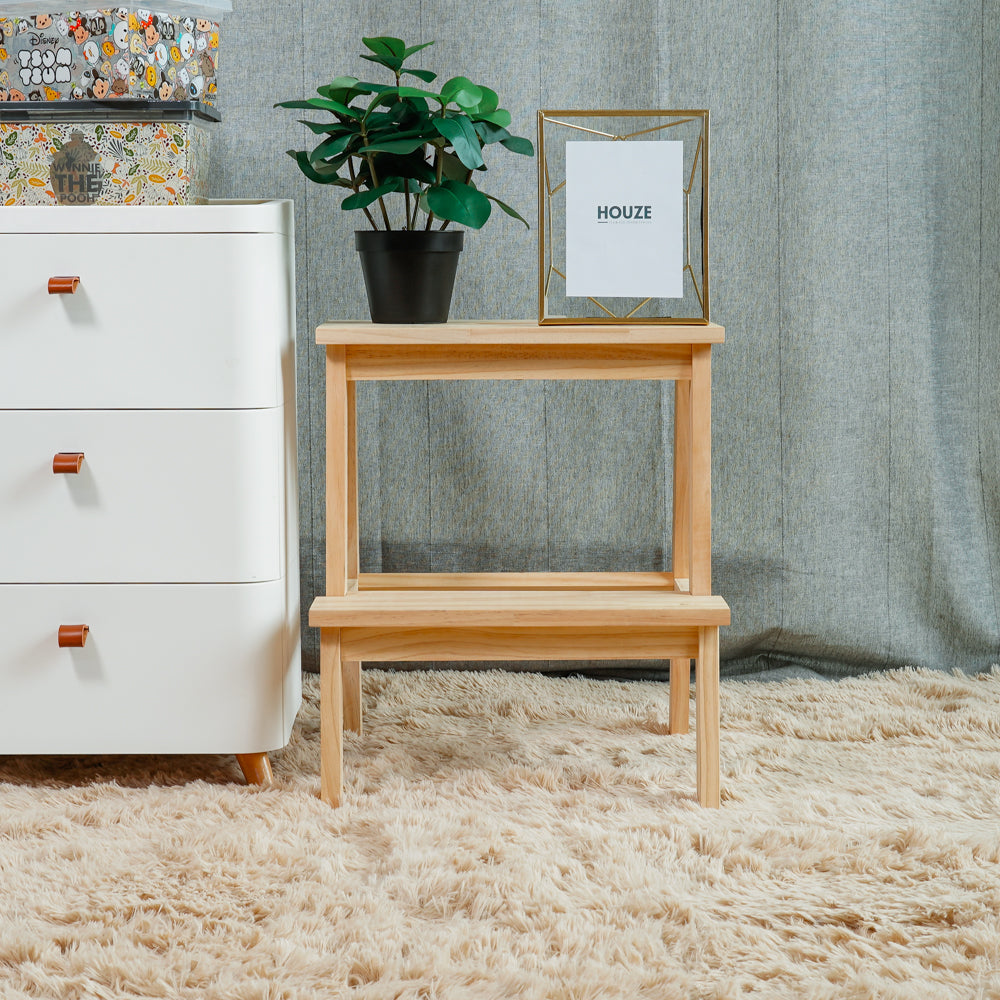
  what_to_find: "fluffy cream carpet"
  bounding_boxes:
[2,666,1000,999]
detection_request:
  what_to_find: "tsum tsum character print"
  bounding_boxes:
[141,14,161,49]
[157,78,172,100]
[199,51,214,78]
[176,66,189,89]
[70,83,84,98]
[112,21,129,50]
[33,14,53,30]
[114,56,130,80]
[67,15,90,46]
[0,87,8,101]
[110,75,127,96]
[87,73,111,98]
[178,33,194,60]
[82,39,100,65]
[143,62,157,90]
[7,87,25,99]
[187,75,203,100]
[151,42,167,67]
[55,19,70,37]
[102,38,116,58]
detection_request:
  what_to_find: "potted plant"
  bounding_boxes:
[275,35,534,323]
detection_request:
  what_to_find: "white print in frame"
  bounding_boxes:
[565,140,684,299]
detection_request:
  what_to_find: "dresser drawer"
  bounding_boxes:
[0,582,299,754]
[0,408,284,583]
[0,232,291,409]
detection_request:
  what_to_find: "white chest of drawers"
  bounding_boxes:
[0,200,301,783]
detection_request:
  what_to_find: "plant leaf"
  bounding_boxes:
[438,150,468,182]
[440,76,483,109]
[360,135,428,155]
[425,179,491,228]
[432,115,484,170]
[309,132,357,160]
[370,85,443,105]
[402,41,434,58]
[466,85,499,116]
[500,135,534,156]
[470,109,512,128]
[403,67,437,83]
[362,36,406,58]
[275,97,358,118]
[360,52,403,72]
[341,176,403,210]
[298,119,354,136]
[286,149,344,185]
[485,193,530,227]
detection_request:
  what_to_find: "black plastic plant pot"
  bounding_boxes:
[355,229,464,323]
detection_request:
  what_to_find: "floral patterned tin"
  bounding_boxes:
[0,99,215,204]
[0,3,228,104]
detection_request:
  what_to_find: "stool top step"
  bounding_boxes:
[309,590,730,628]
[316,320,725,347]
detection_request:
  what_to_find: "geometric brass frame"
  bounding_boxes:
[537,109,709,325]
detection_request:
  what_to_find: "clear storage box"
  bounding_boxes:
[0,98,216,204]
[0,1,230,104]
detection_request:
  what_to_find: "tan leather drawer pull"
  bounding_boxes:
[52,452,85,474]
[58,624,89,648]
[48,276,80,294]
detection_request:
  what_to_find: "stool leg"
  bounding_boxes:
[696,627,720,807]
[320,628,344,806]
[669,658,690,734]
[236,752,273,786]
[343,660,362,735]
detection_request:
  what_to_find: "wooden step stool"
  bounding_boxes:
[309,321,730,807]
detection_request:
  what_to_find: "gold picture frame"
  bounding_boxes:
[537,109,709,325]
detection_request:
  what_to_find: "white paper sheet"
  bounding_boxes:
[565,139,684,299]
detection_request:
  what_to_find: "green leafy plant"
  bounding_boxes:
[275,35,534,231]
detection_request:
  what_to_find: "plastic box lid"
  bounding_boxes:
[0,0,232,15]
[0,99,220,122]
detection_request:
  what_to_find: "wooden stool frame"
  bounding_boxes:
[309,321,729,807]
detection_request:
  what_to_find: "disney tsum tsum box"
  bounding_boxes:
[0,98,215,204]
[0,1,228,105]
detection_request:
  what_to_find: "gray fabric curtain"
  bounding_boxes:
[211,1,999,677]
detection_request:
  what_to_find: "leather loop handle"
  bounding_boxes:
[58,624,90,648]
[48,276,80,294]
[53,452,85,474]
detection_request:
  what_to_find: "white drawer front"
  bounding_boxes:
[0,233,291,409]
[0,582,300,754]
[0,409,283,583]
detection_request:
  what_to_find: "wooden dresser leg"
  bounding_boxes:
[320,628,344,806]
[343,660,362,735]
[669,658,690,734]
[236,752,273,786]
[696,627,721,807]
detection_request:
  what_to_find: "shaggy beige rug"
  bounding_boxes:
[1,667,1000,999]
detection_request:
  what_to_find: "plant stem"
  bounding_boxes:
[347,158,378,230]
[425,145,445,231]
[360,120,392,230]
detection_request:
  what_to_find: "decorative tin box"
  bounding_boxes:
[0,1,228,104]
[0,99,215,204]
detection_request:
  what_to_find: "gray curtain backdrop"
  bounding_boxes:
[210,1,999,678]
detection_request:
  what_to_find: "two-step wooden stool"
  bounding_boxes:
[309,321,730,807]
